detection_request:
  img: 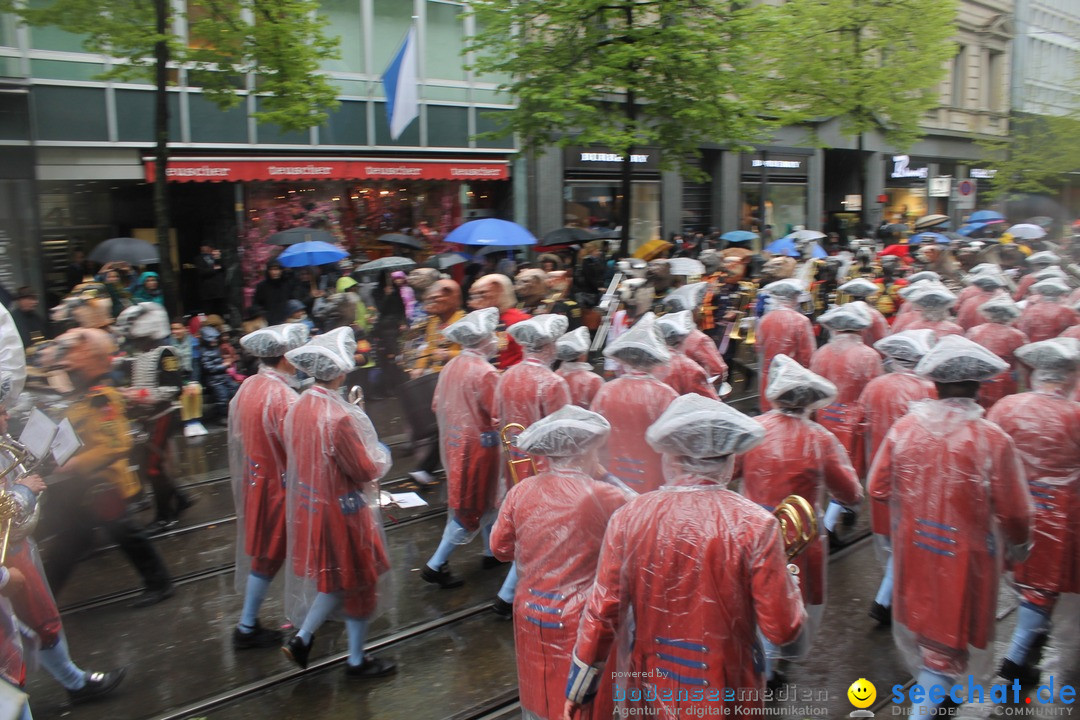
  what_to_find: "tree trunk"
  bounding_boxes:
[154,0,178,315]
[618,2,634,259]
[857,129,867,232]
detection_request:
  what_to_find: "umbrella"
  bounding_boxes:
[967,210,1005,223]
[957,222,1004,237]
[669,257,706,278]
[268,227,336,246]
[807,242,828,259]
[1005,223,1047,240]
[909,232,949,245]
[425,252,469,270]
[377,233,424,250]
[356,256,417,274]
[783,229,826,242]
[1025,216,1054,229]
[445,218,536,247]
[764,237,801,257]
[477,245,521,257]
[914,214,950,231]
[881,223,909,237]
[632,239,674,261]
[720,230,758,244]
[541,227,599,246]
[277,241,348,268]
[88,237,160,266]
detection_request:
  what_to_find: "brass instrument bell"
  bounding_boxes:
[0,436,44,564]
[501,423,537,485]
[773,494,817,575]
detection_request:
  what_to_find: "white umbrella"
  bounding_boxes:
[783,229,827,242]
[1005,223,1047,240]
[668,257,706,278]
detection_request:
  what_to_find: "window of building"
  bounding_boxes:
[564,181,660,252]
[372,0,414,83]
[951,46,966,108]
[988,50,1003,112]
[426,1,466,82]
[320,0,364,74]
[27,0,88,53]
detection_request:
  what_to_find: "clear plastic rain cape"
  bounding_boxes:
[0,302,26,410]
[556,327,604,410]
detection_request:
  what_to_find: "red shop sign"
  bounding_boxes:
[144,157,510,182]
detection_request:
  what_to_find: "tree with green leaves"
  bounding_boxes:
[981,114,1080,200]
[2,0,340,312]
[467,0,793,256]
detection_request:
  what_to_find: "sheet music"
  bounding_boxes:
[50,418,83,467]
[18,408,58,461]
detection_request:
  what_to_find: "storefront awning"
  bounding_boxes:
[143,157,510,183]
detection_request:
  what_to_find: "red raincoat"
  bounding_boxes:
[809,334,884,476]
[490,469,628,720]
[434,348,501,531]
[496,358,572,481]
[1012,274,1039,302]
[571,481,805,717]
[591,375,678,492]
[956,288,1005,331]
[230,367,297,578]
[654,352,719,399]
[682,329,727,380]
[899,316,965,339]
[988,391,1080,608]
[855,301,891,349]
[1018,302,1079,343]
[736,412,862,606]
[758,307,815,411]
[966,323,1029,410]
[868,399,1032,677]
[496,308,530,370]
[557,362,604,410]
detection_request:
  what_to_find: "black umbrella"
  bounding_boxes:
[541,227,599,246]
[87,237,160,266]
[425,252,470,270]
[882,223,909,236]
[378,233,424,250]
[268,227,335,246]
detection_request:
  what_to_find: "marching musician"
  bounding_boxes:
[856,330,937,626]
[490,406,629,720]
[281,328,396,679]
[653,311,720,399]
[736,355,862,682]
[468,274,529,370]
[591,314,677,494]
[645,260,675,313]
[889,271,940,331]
[700,251,756,364]
[564,396,804,719]
[1013,251,1062,301]
[660,282,728,383]
[836,278,889,348]
[891,282,963,338]
[868,335,1032,716]
[554,328,603,410]
[955,269,1009,332]
[757,279,815,412]
[228,323,308,649]
[421,309,502,591]
[515,269,582,330]
[988,338,1080,687]
[966,296,1029,410]
[1018,278,1079,343]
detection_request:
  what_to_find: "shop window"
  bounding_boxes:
[115,89,181,142]
[427,105,468,148]
[320,0,364,74]
[740,183,807,237]
[372,0,413,81]
[29,59,104,81]
[372,100,420,146]
[34,86,108,141]
[882,187,927,226]
[189,91,249,143]
[319,99,367,146]
[564,181,660,252]
[473,109,514,149]
[425,1,465,82]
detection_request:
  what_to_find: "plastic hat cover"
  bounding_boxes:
[285,326,357,381]
[970,272,1008,290]
[241,323,310,357]
[555,326,591,362]
[907,271,941,284]
[817,303,871,331]
[1030,278,1071,297]
[662,282,708,312]
[978,295,1021,323]
[442,307,499,348]
[969,263,1002,276]
[898,279,934,299]
[603,312,671,367]
[763,278,805,299]
[1014,337,1080,373]
[909,282,958,309]
[838,278,879,297]
[516,404,611,457]
[1026,251,1061,266]
[914,334,1008,383]
[117,302,170,340]
[645,393,765,458]
[655,310,695,344]
[507,314,569,351]
[764,353,838,410]
[874,329,936,365]
[1034,266,1068,282]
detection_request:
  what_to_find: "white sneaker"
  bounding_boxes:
[184,422,208,437]
[408,470,437,486]
[183,424,198,438]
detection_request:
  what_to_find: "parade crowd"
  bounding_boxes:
[0,217,1077,719]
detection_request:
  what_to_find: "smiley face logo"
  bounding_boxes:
[847,678,876,709]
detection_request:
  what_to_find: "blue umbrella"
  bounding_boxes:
[909,231,950,245]
[277,240,347,267]
[967,210,1004,223]
[445,218,537,247]
[764,237,801,257]
[956,223,990,237]
[721,230,758,244]
[808,242,828,259]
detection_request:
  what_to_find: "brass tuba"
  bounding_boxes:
[501,423,536,485]
[347,385,365,408]
[773,494,817,576]
[0,436,44,563]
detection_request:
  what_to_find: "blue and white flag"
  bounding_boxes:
[382,26,419,141]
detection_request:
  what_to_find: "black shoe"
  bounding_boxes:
[868,601,892,627]
[841,508,857,527]
[282,634,312,670]
[131,584,174,608]
[999,658,1040,687]
[766,668,787,693]
[344,654,397,679]
[490,597,513,620]
[421,563,464,589]
[68,667,127,704]
[481,556,508,570]
[828,530,845,553]
[175,492,198,516]
[233,620,284,650]
[144,518,178,536]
